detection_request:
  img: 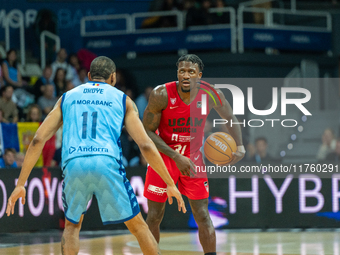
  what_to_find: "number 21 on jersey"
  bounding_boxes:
[174,144,187,155]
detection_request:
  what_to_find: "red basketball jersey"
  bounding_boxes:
[157,81,210,157]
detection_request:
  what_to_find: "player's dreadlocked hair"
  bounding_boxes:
[90,56,116,80]
[176,54,204,72]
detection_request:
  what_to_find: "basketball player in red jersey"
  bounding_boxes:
[143,54,245,255]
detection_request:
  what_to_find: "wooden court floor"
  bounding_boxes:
[0,230,339,255]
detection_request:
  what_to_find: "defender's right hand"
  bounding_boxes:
[166,184,187,213]
[173,154,196,177]
[6,186,26,216]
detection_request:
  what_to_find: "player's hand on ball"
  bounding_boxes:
[173,154,196,177]
[166,183,187,213]
[6,186,26,216]
[228,145,246,166]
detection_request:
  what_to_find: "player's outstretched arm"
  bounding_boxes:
[143,87,195,176]
[213,89,245,165]
[125,96,186,213]
[6,98,63,216]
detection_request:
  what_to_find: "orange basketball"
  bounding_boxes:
[203,132,237,165]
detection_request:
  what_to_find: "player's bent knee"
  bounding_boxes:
[64,216,83,232]
[128,221,149,236]
[146,209,165,223]
[193,212,212,226]
[125,213,149,235]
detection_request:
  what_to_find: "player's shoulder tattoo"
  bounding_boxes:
[132,101,139,113]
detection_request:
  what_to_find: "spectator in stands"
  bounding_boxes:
[34,9,58,65]
[183,0,195,11]
[15,153,25,168]
[32,65,54,101]
[0,109,5,123]
[252,0,272,24]
[325,138,340,162]
[115,68,138,95]
[69,53,81,86]
[115,69,128,92]
[136,86,153,119]
[51,48,73,81]
[142,0,182,28]
[38,84,57,119]
[0,62,3,87]
[73,68,89,87]
[213,0,230,24]
[317,128,336,161]
[186,0,215,27]
[79,68,89,84]
[51,127,63,167]
[159,0,181,27]
[250,137,277,163]
[126,89,135,101]
[76,48,97,72]
[0,85,18,123]
[246,143,256,161]
[11,88,35,118]
[0,148,17,168]
[53,68,67,97]
[26,104,42,122]
[1,49,25,88]
[65,80,75,92]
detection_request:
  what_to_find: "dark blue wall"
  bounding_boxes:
[0,0,151,54]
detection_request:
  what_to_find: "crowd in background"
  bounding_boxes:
[142,0,231,28]
[0,47,150,168]
[316,128,340,163]
[142,0,276,29]
[1,45,338,168]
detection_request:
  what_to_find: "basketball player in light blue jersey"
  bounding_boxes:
[6,56,186,255]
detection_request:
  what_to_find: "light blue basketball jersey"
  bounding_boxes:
[61,81,126,167]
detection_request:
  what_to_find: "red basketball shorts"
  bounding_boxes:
[144,150,209,203]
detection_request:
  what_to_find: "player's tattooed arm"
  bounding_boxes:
[143,86,179,159]
[131,101,139,116]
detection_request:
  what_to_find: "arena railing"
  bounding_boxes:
[237,3,332,53]
[80,8,236,54]
[4,10,26,67]
[80,14,132,37]
[131,10,184,33]
[185,7,237,53]
[0,45,6,59]
[40,31,61,70]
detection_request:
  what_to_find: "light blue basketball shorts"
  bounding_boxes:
[62,155,140,225]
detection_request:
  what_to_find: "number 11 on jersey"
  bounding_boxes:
[82,111,98,139]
